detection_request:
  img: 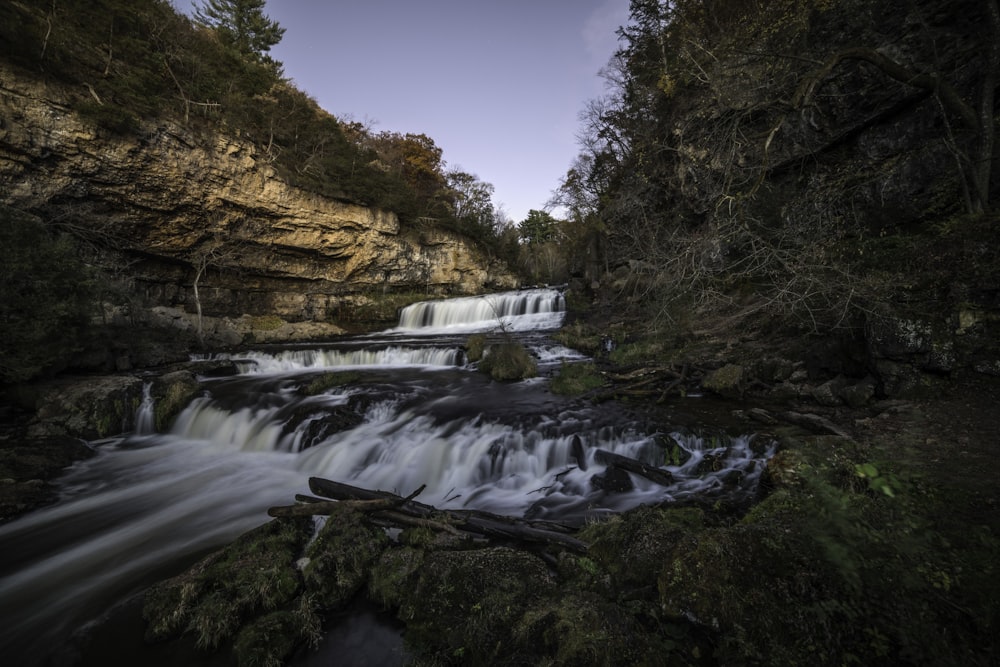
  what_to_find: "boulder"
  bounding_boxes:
[701,364,745,399]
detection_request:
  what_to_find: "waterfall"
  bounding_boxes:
[0,285,775,664]
[233,345,465,374]
[396,288,565,332]
[134,382,155,434]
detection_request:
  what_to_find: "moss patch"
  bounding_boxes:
[465,333,487,362]
[550,361,605,395]
[250,315,285,332]
[143,517,313,650]
[301,504,391,608]
[477,341,537,381]
[300,371,362,396]
[398,547,554,664]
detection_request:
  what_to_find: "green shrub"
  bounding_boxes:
[477,341,537,381]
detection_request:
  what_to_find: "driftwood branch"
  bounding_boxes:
[268,484,426,518]
[282,477,589,553]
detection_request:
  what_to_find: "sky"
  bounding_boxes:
[181,1,631,223]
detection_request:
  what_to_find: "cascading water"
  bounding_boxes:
[395,287,565,332]
[0,287,774,665]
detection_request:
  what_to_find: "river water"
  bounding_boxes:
[0,287,773,665]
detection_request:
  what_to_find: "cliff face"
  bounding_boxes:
[0,64,517,331]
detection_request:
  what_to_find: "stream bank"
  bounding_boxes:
[2,288,998,666]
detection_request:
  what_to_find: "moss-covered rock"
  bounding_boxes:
[300,371,362,396]
[701,364,745,399]
[658,522,838,666]
[465,333,487,362]
[579,506,704,592]
[516,591,679,667]
[32,375,145,439]
[477,341,537,381]
[143,517,313,650]
[368,546,427,609]
[152,370,200,431]
[398,546,554,664]
[232,596,322,667]
[550,361,605,396]
[301,504,390,608]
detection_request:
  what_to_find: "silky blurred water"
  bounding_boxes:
[0,288,773,665]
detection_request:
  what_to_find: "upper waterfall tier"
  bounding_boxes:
[395,288,566,333]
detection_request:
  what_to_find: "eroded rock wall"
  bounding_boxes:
[0,64,517,329]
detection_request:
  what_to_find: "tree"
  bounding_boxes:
[193,0,285,63]
[446,169,498,236]
[519,209,559,245]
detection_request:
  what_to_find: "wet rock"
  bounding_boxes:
[866,312,957,396]
[768,382,803,401]
[0,436,94,521]
[590,465,635,493]
[31,375,145,439]
[746,408,779,425]
[151,370,200,431]
[754,357,796,383]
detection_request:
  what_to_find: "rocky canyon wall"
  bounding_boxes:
[0,64,517,344]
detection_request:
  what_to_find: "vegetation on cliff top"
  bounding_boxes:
[0,0,514,255]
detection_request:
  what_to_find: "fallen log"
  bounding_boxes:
[296,477,588,553]
[593,449,675,486]
[268,485,426,518]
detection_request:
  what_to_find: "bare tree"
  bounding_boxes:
[188,231,245,344]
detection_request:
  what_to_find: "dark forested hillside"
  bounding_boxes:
[556,0,999,349]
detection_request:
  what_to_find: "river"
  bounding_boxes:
[0,287,773,665]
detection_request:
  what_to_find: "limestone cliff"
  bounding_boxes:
[0,64,518,340]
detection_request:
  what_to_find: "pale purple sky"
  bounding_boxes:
[180,1,630,222]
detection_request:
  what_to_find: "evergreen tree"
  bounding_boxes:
[194,0,285,62]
